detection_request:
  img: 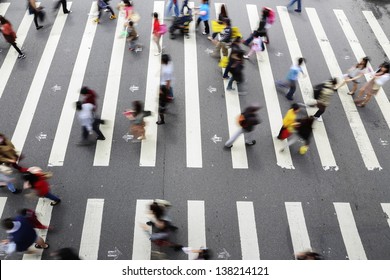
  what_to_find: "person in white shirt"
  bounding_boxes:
[336,57,372,95]
[75,101,105,144]
[160,54,174,100]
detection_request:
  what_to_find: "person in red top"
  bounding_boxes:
[80,86,97,110]
[153,12,162,55]
[21,167,61,206]
[0,16,25,59]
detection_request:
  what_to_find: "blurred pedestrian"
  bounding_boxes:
[243,31,264,60]
[94,0,117,24]
[125,20,140,51]
[287,0,302,13]
[123,101,151,141]
[19,208,49,230]
[277,103,300,140]
[225,105,261,148]
[244,7,274,46]
[152,12,162,55]
[226,49,246,94]
[156,85,169,125]
[0,164,20,194]
[335,57,372,95]
[222,37,242,79]
[51,247,81,260]
[76,101,105,143]
[160,54,174,100]
[166,0,179,18]
[280,116,314,155]
[0,134,21,170]
[54,0,71,14]
[312,78,337,121]
[276,57,305,101]
[27,0,44,30]
[195,0,210,35]
[295,250,323,260]
[210,18,232,58]
[1,216,49,255]
[80,86,97,110]
[355,62,390,107]
[208,4,228,41]
[0,16,25,59]
[21,166,61,206]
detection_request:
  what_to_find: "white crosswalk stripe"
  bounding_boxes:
[237,201,260,259]
[79,198,104,260]
[48,2,98,166]
[0,197,7,217]
[132,199,153,260]
[306,7,381,170]
[187,200,206,259]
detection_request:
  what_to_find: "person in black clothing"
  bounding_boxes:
[243,8,270,46]
[280,116,314,153]
[222,37,242,79]
[226,49,246,94]
[211,18,232,58]
[28,0,43,30]
[54,0,71,14]
[224,105,261,148]
[51,248,81,260]
[156,85,169,125]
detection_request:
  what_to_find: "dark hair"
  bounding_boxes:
[80,86,89,95]
[357,57,370,69]
[198,248,212,260]
[381,62,390,73]
[291,103,300,111]
[224,18,231,26]
[54,248,81,260]
[22,172,39,185]
[262,8,270,19]
[1,218,14,230]
[76,101,82,110]
[161,54,170,64]
[150,202,165,220]
[233,36,242,43]
[220,4,228,18]
[0,15,10,25]
[330,77,338,85]
[153,12,158,19]
[298,57,305,65]
[128,20,134,27]
[132,100,143,116]
[253,31,260,37]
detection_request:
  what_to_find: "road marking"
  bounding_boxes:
[11,3,72,156]
[285,202,311,256]
[93,12,127,166]
[188,200,206,260]
[184,2,202,168]
[306,8,381,170]
[247,5,294,170]
[215,2,248,169]
[139,1,165,167]
[132,199,153,260]
[23,198,53,260]
[360,11,390,131]
[334,202,367,260]
[48,3,98,166]
[0,197,7,217]
[79,198,104,260]
[277,7,338,171]
[236,201,260,260]
[381,203,390,228]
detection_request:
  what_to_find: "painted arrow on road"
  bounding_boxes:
[51,84,61,92]
[211,134,222,143]
[122,133,134,142]
[207,86,216,93]
[107,247,122,260]
[205,48,213,55]
[35,132,47,141]
[129,85,139,92]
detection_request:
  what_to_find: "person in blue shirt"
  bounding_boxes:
[276,57,305,100]
[195,0,209,35]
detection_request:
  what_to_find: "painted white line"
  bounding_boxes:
[11,3,72,155]
[247,5,294,170]
[79,199,104,260]
[277,7,338,171]
[93,12,127,165]
[139,1,165,167]
[184,2,202,168]
[305,8,381,170]
[0,3,10,15]
[0,197,7,217]
[334,202,367,260]
[48,3,98,166]
[23,198,53,260]
[0,9,34,99]
[132,199,153,260]
[381,203,390,229]
[285,202,311,255]
[236,201,260,260]
[188,200,206,260]
[215,2,248,169]
[360,11,390,131]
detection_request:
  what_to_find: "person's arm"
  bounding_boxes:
[29,0,37,10]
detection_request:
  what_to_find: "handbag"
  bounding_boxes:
[277,127,291,140]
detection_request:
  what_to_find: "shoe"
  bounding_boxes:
[294,9,302,13]
[154,52,162,56]
[347,91,355,95]
[246,140,256,146]
[202,31,208,35]
[50,200,61,206]
[156,121,165,125]
[207,36,212,41]
[12,189,21,194]
[146,221,153,226]
[35,243,49,249]
[356,103,366,107]
[285,95,294,101]
[36,26,43,30]
[315,116,323,122]
[224,145,233,148]
[94,18,100,23]
[97,136,106,140]
[18,54,26,59]
[243,55,250,59]
[64,10,72,14]
[110,15,117,20]
[223,75,230,79]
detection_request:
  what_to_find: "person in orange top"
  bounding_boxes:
[0,16,25,59]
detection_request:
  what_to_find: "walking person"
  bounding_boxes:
[1,216,49,255]
[244,7,274,46]
[76,101,105,143]
[19,208,49,230]
[222,37,242,79]
[166,0,179,18]
[335,57,372,95]
[287,0,302,13]
[152,12,163,55]
[210,18,232,58]
[80,86,97,109]
[94,0,117,24]
[160,54,174,100]
[354,62,390,107]
[21,166,61,206]
[0,16,25,59]
[280,116,314,155]
[125,20,139,51]
[243,31,264,60]
[312,78,338,121]
[27,0,44,30]
[123,101,151,141]
[276,57,306,101]
[0,164,20,194]
[277,103,300,140]
[195,0,209,35]
[181,0,190,15]
[226,50,246,94]
[224,105,261,148]
[156,85,169,125]
[54,0,71,14]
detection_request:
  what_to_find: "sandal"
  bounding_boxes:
[35,243,49,249]
[347,92,355,95]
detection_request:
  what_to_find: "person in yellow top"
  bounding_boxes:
[277,103,300,140]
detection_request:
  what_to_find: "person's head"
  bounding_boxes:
[150,202,164,219]
[291,103,300,112]
[381,62,390,73]
[358,56,370,68]
[75,101,82,111]
[132,100,143,114]
[0,16,9,25]
[262,7,270,18]
[253,31,260,38]
[220,4,227,18]
[52,248,81,260]
[153,12,158,19]
[1,218,14,230]
[202,0,208,4]
[297,57,305,66]
[161,54,170,65]
[22,172,39,185]
[80,86,89,95]
[224,18,231,27]
[19,208,29,216]
[330,77,338,85]
[197,247,211,260]
[128,20,134,27]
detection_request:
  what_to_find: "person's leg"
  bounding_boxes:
[227,76,234,90]
[33,12,39,28]
[223,59,233,78]
[157,113,165,124]
[82,126,89,141]
[286,80,296,99]
[44,192,61,203]
[313,103,326,118]
[97,6,102,20]
[221,42,228,57]
[93,118,105,140]
[173,2,180,17]
[35,236,49,248]
[108,6,116,18]
[350,82,358,95]
[297,0,302,10]
[225,128,244,147]
[61,0,69,13]
[203,20,209,34]
[244,33,254,46]
[287,0,298,9]
[10,42,23,55]
[244,131,256,145]
[196,17,202,29]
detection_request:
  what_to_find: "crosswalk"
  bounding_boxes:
[0,1,389,170]
[0,197,389,260]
